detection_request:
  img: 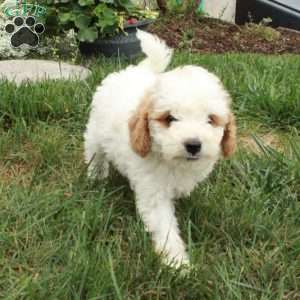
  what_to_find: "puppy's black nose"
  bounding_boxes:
[184,139,202,155]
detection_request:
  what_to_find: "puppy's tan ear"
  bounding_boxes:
[222,113,237,157]
[128,94,152,157]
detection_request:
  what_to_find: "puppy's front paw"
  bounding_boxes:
[162,251,190,269]
[153,231,190,269]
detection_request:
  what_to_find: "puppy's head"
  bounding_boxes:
[129,66,236,162]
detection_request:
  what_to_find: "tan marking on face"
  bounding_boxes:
[152,111,171,128]
[209,114,226,127]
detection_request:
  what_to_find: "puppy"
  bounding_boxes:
[84,30,236,268]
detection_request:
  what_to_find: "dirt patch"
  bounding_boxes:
[0,142,39,185]
[149,15,300,54]
[0,161,33,185]
[239,133,283,154]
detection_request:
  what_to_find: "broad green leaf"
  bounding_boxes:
[93,3,118,32]
[77,26,98,42]
[93,3,106,17]
[59,12,74,24]
[115,0,135,12]
[96,15,118,30]
[74,14,92,29]
[78,0,95,6]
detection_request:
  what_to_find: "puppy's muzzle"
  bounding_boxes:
[184,138,202,156]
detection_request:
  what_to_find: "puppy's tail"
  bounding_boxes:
[137,29,173,73]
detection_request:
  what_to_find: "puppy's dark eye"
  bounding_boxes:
[166,114,178,124]
[208,116,213,124]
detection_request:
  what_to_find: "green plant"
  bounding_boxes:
[44,0,157,42]
[166,0,206,16]
[178,28,195,50]
[244,17,281,42]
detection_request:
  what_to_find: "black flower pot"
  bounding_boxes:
[79,19,154,58]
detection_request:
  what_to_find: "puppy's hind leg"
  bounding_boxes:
[84,138,109,180]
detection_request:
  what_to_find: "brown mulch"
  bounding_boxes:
[148,15,300,54]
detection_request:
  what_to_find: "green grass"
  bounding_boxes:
[0,53,300,299]
[173,53,300,129]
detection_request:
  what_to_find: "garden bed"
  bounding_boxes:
[149,15,300,54]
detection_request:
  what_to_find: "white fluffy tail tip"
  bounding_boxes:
[137,29,173,73]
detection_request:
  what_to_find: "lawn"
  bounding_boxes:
[0,53,299,299]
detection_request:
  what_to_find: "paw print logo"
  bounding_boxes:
[5,16,45,48]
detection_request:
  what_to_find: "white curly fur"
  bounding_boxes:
[84,30,235,268]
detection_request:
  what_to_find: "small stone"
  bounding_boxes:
[0,59,91,84]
